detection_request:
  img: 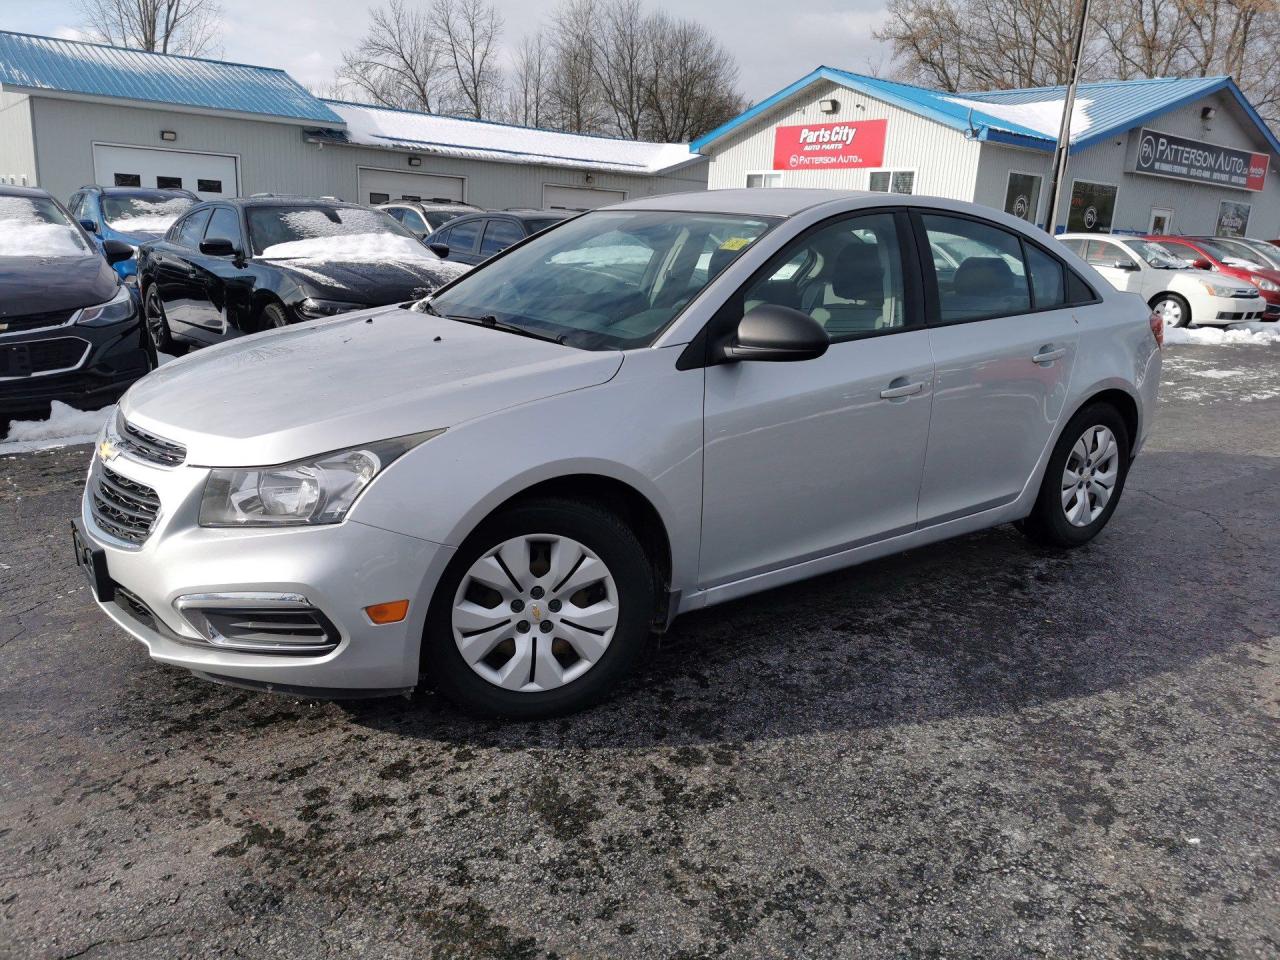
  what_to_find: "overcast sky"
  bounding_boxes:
[3,0,891,104]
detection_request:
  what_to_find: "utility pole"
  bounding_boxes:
[1044,0,1092,233]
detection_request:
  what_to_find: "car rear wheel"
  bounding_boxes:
[423,498,654,719]
[143,286,186,355]
[1150,292,1190,328]
[1020,403,1131,548]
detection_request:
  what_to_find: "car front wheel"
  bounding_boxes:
[143,286,186,355]
[1150,292,1190,328]
[423,498,655,719]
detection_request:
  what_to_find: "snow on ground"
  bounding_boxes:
[1160,351,1280,404]
[1164,320,1280,346]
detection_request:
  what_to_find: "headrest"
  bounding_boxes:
[953,256,1014,297]
[706,245,738,280]
[831,241,885,300]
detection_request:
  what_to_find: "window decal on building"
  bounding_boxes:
[1067,180,1117,233]
[1216,200,1251,237]
[1004,172,1042,223]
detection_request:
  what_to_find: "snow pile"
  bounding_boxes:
[103,198,192,234]
[0,197,89,257]
[2,401,111,452]
[1165,320,1280,346]
[260,232,438,261]
[944,95,1095,139]
[326,100,698,175]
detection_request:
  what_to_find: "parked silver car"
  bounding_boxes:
[74,190,1162,717]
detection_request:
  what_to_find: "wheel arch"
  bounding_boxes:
[1068,383,1141,459]
[248,290,288,332]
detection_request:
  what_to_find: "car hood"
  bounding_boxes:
[269,257,469,304]
[120,307,623,466]
[0,254,119,318]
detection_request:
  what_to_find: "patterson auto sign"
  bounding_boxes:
[773,119,888,171]
[1134,128,1268,192]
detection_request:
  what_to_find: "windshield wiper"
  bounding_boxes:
[434,310,566,344]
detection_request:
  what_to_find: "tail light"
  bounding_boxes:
[1149,311,1164,348]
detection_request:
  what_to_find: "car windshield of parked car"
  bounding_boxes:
[248,205,426,260]
[101,192,195,233]
[0,195,92,257]
[1128,240,1187,269]
[422,210,776,350]
[1208,237,1280,270]
[1188,237,1268,269]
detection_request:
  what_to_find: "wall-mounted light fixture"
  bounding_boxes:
[818,98,840,113]
[408,156,422,166]
[1201,106,1216,122]
[160,130,177,141]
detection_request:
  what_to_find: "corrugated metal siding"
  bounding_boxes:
[0,31,341,124]
[29,96,706,210]
[972,142,1052,223]
[703,80,981,200]
[0,90,36,186]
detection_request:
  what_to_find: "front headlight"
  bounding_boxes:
[1251,275,1279,292]
[297,297,368,319]
[1199,280,1237,298]
[76,286,136,326]
[199,430,444,527]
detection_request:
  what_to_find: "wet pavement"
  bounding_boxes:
[2,343,1278,959]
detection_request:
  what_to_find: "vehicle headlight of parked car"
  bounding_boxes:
[296,297,372,319]
[77,285,137,326]
[198,430,444,527]
[1249,275,1279,292]
[1199,279,1241,297]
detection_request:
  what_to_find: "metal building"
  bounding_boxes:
[0,30,707,211]
[692,67,1280,239]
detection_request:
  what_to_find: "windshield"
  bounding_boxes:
[0,195,92,257]
[1206,237,1280,270]
[247,205,419,257]
[423,210,776,350]
[1129,240,1187,268]
[101,192,195,233]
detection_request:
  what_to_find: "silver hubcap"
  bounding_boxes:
[1061,424,1119,527]
[1154,298,1182,325]
[451,534,619,692]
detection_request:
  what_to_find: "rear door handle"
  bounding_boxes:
[880,380,925,400]
[1033,346,1067,364]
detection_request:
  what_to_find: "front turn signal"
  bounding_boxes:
[365,599,410,624]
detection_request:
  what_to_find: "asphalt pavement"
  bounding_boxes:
[1,343,1277,959]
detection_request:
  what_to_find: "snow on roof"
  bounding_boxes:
[943,95,1095,140]
[0,30,342,124]
[321,100,702,176]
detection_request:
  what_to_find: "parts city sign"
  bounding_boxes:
[772,119,888,171]
[1134,128,1268,192]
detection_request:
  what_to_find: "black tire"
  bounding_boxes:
[1020,402,1131,548]
[261,301,292,329]
[422,498,655,719]
[142,285,187,356]
[1150,292,1191,328]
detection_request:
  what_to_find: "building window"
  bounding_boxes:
[368,192,390,204]
[746,173,781,188]
[156,176,182,189]
[113,173,141,187]
[1067,180,1118,233]
[197,179,223,194]
[869,170,914,194]
[1004,171,1042,223]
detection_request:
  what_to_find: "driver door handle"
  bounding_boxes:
[880,380,925,400]
[1033,346,1067,364]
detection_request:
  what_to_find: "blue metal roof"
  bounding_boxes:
[691,68,1280,158]
[0,30,343,124]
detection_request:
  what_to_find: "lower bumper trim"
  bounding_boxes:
[190,670,414,700]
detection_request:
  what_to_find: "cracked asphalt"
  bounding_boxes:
[2,343,1278,960]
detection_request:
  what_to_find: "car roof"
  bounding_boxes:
[446,210,570,224]
[610,188,876,217]
[0,183,50,198]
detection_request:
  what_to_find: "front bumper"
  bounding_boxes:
[77,448,453,693]
[1204,293,1268,325]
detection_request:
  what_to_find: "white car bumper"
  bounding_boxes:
[1201,293,1268,325]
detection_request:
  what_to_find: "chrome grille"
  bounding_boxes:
[90,464,160,544]
[119,418,186,467]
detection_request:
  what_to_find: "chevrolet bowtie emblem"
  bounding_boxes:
[0,323,7,332]
[98,439,119,462]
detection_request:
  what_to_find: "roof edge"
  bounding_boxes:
[0,28,293,76]
[6,84,344,127]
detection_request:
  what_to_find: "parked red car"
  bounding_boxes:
[1151,235,1280,320]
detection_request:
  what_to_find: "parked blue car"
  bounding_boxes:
[67,186,198,285]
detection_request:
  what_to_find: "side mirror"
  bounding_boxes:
[79,218,98,234]
[1192,258,1212,271]
[1114,259,1139,271]
[719,304,829,363]
[101,238,135,265]
[199,238,237,257]
[427,242,450,258]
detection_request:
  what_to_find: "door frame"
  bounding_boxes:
[91,141,241,196]
[1148,206,1174,234]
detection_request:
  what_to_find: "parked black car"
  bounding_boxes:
[0,185,148,435]
[137,197,467,353]
[430,210,573,265]
[377,198,482,239]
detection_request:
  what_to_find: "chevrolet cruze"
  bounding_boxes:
[74,190,1162,718]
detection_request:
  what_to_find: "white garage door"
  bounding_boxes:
[358,168,466,205]
[543,184,626,210]
[92,144,237,200]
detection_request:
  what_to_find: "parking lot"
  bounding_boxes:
[0,342,1277,959]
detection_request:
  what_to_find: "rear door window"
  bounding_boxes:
[448,218,482,254]
[480,218,524,256]
[920,214,1032,323]
[1024,243,1066,309]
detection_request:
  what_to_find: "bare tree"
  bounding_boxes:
[432,0,504,119]
[643,11,745,142]
[77,0,221,56]
[591,0,651,139]
[504,32,551,127]
[546,0,608,133]
[337,0,453,113]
